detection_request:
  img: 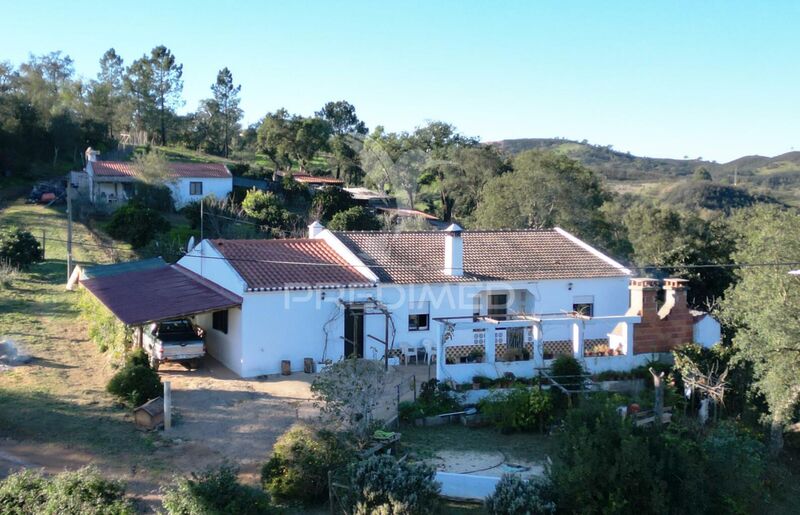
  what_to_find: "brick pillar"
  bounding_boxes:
[627,278,661,355]
[659,278,694,347]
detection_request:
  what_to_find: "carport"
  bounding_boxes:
[80,262,242,346]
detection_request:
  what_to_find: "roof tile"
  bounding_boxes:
[209,239,374,291]
[332,229,629,284]
[91,160,231,179]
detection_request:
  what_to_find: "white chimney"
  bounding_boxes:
[308,220,325,238]
[85,147,99,163]
[444,223,464,276]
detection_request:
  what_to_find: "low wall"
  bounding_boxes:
[440,353,659,383]
[436,472,499,501]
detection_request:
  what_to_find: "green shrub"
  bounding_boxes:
[126,348,150,368]
[131,183,175,212]
[478,387,553,433]
[399,379,462,422]
[0,227,42,268]
[327,206,382,231]
[107,360,163,407]
[0,466,134,514]
[261,423,354,504]
[347,455,440,515]
[546,397,768,514]
[78,291,130,357]
[485,475,555,515]
[106,203,170,248]
[163,463,273,515]
[702,422,766,513]
[549,355,585,387]
[310,187,355,222]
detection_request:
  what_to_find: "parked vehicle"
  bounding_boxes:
[142,318,205,371]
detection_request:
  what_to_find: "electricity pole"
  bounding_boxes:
[66,182,73,282]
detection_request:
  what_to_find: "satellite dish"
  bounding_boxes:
[187,236,196,254]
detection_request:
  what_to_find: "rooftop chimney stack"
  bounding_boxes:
[308,221,325,239]
[658,278,690,320]
[443,223,464,276]
[85,147,99,163]
[626,278,660,317]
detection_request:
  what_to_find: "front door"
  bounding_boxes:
[344,304,365,358]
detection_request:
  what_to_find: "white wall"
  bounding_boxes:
[168,177,232,208]
[237,288,377,377]
[194,308,244,375]
[378,276,630,350]
[177,241,247,374]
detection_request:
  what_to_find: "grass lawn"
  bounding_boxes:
[400,424,556,464]
[0,202,154,463]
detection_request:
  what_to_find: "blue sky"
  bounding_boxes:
[2,1,798,162]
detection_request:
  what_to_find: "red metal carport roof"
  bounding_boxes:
[81,264,242,326]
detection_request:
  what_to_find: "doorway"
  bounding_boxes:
[344,304,365,358]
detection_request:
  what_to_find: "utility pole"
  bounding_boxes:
[66,182,73,282]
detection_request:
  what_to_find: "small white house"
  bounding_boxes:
[84,148,232,208]
[173,223,721,379]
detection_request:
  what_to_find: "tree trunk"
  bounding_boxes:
[53,147,59,168]
[770,419,784,455]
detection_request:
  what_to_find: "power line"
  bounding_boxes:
[179,251,800,273]
[39,236,800,273]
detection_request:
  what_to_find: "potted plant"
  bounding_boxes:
[467,349,484,364]
[500,372,516,388]
[472,375,482,390]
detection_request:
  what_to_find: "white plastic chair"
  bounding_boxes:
[421,339,435,365]
[399,342,417,365]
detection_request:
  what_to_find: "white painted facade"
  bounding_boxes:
[176,226,721,379]
[85,160,232,208]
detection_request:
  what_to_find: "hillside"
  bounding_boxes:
[493,138,800,205]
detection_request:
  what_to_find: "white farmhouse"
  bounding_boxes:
[83,148,232,208]
[170,222,721,379]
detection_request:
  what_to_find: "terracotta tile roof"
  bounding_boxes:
[376,207,439,220]
[81,264,242,326]
[332,228,630,284]
[209,239,374,291]
[91,160,231,179]
[291,174,344,185]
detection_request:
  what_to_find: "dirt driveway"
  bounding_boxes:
[156,357,320,482]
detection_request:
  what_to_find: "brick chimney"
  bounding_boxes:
[629,277,695,354]
[658,278,690,320]
[626,278,659,317]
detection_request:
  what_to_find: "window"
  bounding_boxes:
[488,294,508,318]
[212,310,228,334]
[408,301,429,331]
[189,181,203,195]
[573,295,594,317]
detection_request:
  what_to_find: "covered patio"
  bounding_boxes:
[433,312,642,383]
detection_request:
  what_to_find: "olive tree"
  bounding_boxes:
[310,358,389,445]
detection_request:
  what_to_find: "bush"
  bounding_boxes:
[478,387,553,433]
[347,455,440,515]
[261,423,354,504]
[310,187,355,222]
[546,398,766,514]
[0,259,20,289]
[549,355,585,386]
[0,227,42,268]
[399,379,462,420]
[106,203,170,248]
[78,291,130,357]
[485,475,555,515]
[131,183,175,212]
[163,463,273,515]
[107,359,163,407]
[327,206,382,231]
[0,466,134,514]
